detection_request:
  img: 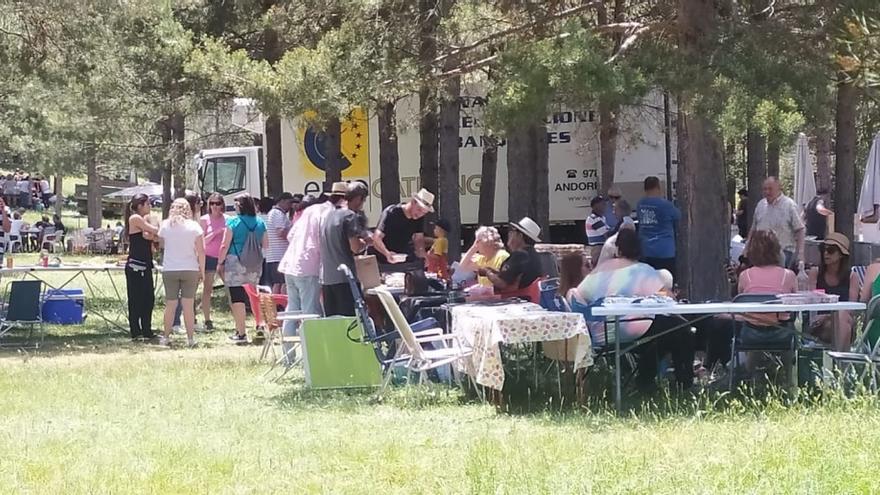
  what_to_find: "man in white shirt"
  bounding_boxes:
[39,177,52,208]
[751,176,805,268]
[265,192,295,293]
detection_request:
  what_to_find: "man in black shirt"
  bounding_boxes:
[486,217,544,291]
[805,187,832,240]
[372,188,434,269]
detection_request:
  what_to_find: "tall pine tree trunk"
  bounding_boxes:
[533,123,550,237]
[54,176,63,215]
[324,117,343,190]
[170,111,186,199]
[377,101,401,208]
[766,136,781,179]
[677,0,729,301]
[746,128,767,226]
[85,142,102,229]
[418,0,439,201]
[438,76,462,261]
[478,137,498,225]
[816,128,833,194]
[835,77,858,237]
[264,115,283,198]
[160,117,173,217]
[507,124,538,223]
[599,102,618,194]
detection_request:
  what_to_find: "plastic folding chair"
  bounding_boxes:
[243,284,287,340]
[0,280,44,348]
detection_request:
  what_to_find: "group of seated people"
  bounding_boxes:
[559,227,876,393]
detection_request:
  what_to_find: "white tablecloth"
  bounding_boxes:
[450,303,592,390]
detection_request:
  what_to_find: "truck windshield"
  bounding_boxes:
[202,156,246,196]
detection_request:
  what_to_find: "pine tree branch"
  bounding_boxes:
[431,2,603,67]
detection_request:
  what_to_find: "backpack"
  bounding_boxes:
[235,218,263,272]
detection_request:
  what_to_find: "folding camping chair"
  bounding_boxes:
[338,264,444,389]
[0,280,44,347]
[373,288,474,397]
[828,294,880,391]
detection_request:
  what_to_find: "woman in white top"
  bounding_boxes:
[158,198,205,347]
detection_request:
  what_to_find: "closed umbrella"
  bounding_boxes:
[793,132,816,212]
[858,132,880,220]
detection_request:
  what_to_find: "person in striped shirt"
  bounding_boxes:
[585,196,609,264]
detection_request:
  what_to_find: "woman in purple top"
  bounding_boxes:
[200,193,228,330]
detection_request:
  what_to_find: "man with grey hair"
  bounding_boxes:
[751,176,805,268]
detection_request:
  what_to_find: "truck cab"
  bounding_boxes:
[193,146,263,211]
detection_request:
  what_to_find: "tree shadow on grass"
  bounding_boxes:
[266,377,470,414]
[0,326,159,358]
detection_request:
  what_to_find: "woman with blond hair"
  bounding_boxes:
[158,198,205,347]
[458,226,510,287]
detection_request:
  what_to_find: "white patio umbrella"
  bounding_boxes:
[858,132,880,220]
[793,132,816,212]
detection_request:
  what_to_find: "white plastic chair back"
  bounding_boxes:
[374,289,428,362]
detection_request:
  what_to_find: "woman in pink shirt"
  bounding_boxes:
[199,193,228,331]
[700,230,796,373]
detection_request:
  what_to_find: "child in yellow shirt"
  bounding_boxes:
[426,219,450,278]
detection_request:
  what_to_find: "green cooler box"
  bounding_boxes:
[301,317,382,389]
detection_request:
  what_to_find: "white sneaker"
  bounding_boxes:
[159,336,171,347]
[187,338,198,348]
[172,325,184,335]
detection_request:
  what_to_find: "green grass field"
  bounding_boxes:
[1,255,880,493]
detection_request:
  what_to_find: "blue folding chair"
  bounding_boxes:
[0,280,44,347]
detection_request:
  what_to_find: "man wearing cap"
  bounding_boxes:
[320,182,371,316]
[585,196,609,264]
[265,192,296,293]
[372,188,433,270]
[485,217,544,292]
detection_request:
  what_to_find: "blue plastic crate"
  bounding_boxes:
[42,288,85,324]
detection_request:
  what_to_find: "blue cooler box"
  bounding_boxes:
[42,289,85,324]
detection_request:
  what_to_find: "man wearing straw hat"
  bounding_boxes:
[372,188,434,271]
[485,217,544,292]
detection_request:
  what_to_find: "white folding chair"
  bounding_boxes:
[373,288,474,395]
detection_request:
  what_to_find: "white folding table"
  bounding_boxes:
[0,264,166,334]
[591,301,866,412]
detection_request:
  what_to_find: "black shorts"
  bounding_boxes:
[228,286,247,304]
[264,262,285,285]
[322,283,356,317]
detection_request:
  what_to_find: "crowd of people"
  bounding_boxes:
[118,169,880,395]
[569,174,880,390]
[0,172,54,210]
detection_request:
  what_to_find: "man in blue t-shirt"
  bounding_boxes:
[636,176,680,278]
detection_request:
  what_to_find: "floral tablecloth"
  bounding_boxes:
[450,302,592,390]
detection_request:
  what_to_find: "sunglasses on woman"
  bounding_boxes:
[822,245,841,255]
[209,201,223,206]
